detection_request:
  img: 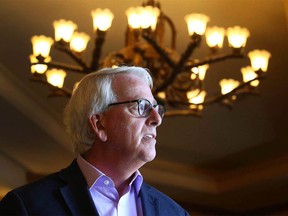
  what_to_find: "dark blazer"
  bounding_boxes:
[0,160,189,216]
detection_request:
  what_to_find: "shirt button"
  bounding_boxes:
[104,180,109,185]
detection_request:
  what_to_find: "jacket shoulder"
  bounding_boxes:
[0,172,65,215]
[0,160,85,215]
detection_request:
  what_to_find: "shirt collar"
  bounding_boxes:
[77,154,103,188]
[76,155,143,194]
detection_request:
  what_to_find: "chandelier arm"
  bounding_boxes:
[90,30,107,71]
[154,37,202,94]
[54,43,90,71]
[161,74,265,108]
[174,35,201,75]
[31,61,86,73]
[186,52,245,70]
[164,109,202,117]
[30,74,72,97]
[177,36,202,70]
[141,32,176,68]
[153,38,202,94]
[154,71,178,94]
[203,74,266,105]
[161,13,177,49]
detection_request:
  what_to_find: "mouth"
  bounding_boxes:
[143,134,156,139]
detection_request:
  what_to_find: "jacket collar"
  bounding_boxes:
[140,183,160,216]
[58,160,100,216]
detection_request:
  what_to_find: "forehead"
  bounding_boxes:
[112,73,153,101]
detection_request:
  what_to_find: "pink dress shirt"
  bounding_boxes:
[77,155,143,216]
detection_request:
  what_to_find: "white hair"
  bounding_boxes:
[64,66,153,155]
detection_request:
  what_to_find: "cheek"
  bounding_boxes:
[117,121,144,145]
[121,121,142,139]
[104,111,145,143]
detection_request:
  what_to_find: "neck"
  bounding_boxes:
[83,148,140,196]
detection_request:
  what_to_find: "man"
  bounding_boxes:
[0,66,189,215]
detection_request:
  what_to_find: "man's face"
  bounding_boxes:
[101,73,162,165]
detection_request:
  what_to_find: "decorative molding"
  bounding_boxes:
[0,152,26,197]
[141,154,288,194]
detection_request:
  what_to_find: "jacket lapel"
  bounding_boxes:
[58,160,100,216]
[140,183,159,216]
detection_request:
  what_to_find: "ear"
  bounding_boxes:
[89,114,107,142]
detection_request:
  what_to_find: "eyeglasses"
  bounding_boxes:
[108,98,166,118]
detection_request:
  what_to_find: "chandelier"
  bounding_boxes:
[29,0,271,116]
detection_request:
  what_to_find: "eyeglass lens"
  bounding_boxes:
[138,99,165,118]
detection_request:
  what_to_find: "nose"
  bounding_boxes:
[146,107,162,126]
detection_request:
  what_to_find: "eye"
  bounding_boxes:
[138,100,146,114]
[139,99,152,115]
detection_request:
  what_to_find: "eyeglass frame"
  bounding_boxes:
[107,98,166,118]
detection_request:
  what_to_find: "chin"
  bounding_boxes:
[144,150,156,162]
[139,140,157,162]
